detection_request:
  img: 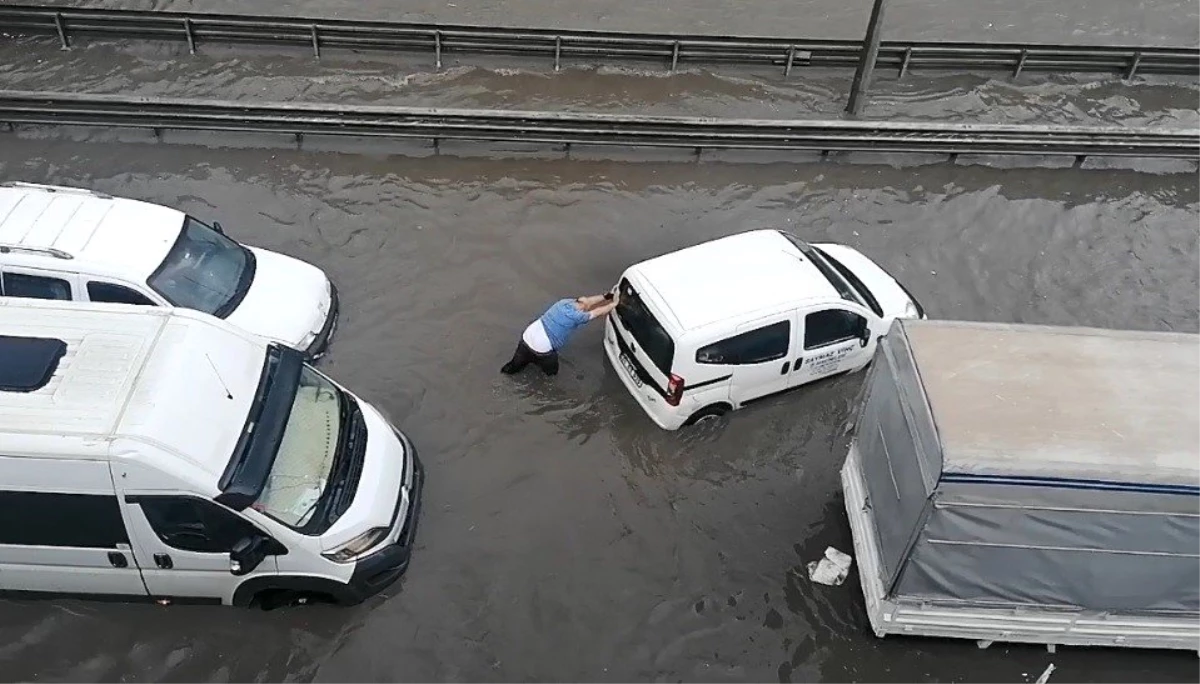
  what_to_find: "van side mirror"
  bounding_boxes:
[857,320,871,347]
[230,535,271,576]
[212,221,225,235]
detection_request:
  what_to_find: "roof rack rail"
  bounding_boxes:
[0,180,112,200]
[0,243,74,260]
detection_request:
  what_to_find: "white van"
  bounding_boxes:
[0,298,422,607]
[605,229,926,430]
[0,181,339,359]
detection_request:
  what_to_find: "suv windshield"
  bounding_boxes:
[615,277,675,375]
[254,366,344,528]
[147,217,256,317]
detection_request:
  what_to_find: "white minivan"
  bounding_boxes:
[605,229,927,430]
[0,298,422,607]
[0,181,339,359]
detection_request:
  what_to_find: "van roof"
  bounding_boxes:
[630,229,838,332]
[0,182,183,277]
[897,319,1200,488]
[0,299,266,492]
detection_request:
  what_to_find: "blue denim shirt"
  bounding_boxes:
[538,299,592,350]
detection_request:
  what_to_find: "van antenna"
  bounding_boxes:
[205,353,234,400]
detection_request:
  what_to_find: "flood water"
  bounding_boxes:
[1,1,1199,683]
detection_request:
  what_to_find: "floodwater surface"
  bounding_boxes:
[24,0,1200,46]
[0,138,1196,682]
[0,1,1198,682]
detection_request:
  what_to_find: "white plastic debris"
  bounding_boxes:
[1034,663,1056,684]
[807,546,854,586]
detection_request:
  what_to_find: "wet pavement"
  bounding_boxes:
[1,2,1199,683]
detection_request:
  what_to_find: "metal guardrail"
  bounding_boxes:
[0,4,1196,78]
[1,91,1196,161]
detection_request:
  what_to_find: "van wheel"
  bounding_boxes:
[684,404,730,426]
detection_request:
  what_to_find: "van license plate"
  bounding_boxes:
[620,354,643,387]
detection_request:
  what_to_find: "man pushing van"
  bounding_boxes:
[501,291,619,377]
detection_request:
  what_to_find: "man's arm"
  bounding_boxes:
[588,299,618,320]
[577,294,609,308]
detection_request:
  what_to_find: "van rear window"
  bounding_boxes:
[616,278,675,376]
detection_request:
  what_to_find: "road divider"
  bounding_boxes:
[0,4,1196,78]
[1,90,1196,162]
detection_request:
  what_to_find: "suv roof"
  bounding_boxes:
[630,229,838,333]
[0,182,183,279]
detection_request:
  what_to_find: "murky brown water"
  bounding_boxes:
[1,2,1199,683]
[22,0,1200,46]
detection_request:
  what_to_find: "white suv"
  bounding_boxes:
[605,229,927,430]
[0,181,339,359]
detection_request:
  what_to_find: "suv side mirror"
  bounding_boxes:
[212,220,225,235]
[230,535,270,576]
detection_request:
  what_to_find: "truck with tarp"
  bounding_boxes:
[841,319,1199,651]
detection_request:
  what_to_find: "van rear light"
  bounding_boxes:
[666,374,685,406]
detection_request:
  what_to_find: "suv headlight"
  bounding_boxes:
[321,526,389,563]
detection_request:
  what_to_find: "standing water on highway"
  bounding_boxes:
[0,138,1195,682]
[1,0,1199,682]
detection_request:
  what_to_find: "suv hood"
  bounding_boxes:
[812,243,925,320]
[225,246,332,349]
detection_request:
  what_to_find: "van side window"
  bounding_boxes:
[805,309,866,349]
[139,497,265,553]
[1,272,73,301]
[696,321,791,365]
[87,281,155,306]
[0,491,128,548]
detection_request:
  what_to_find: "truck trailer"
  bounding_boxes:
[841,319,1199,652]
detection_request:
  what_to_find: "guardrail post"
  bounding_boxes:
[554,36,562,71]
[1073,154,1086,168]
[184,18,196,55]
[1013,48,1028,78]
[433,137,440,154]
[898,47,913,78]
[784,46,796,76]
[845,0,887,116]
[54,12,70,50]
[434,30,443,69]
[1126,51,1142,79]
[311,25,321,59]
[670,41,681,72]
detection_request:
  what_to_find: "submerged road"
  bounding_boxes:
[0,1,1198,683]
[0,142,1196,683]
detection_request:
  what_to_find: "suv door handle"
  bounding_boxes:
[154,553,173,569]
[107,551,128,568]
[780,361,790,374]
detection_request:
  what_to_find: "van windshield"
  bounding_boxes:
[778,231,881,316]
[253,366,343,528]
[219,345,366,536]
[147,217,256,318]
[615,278,675,375]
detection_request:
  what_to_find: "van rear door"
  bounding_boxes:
[610,276,676,398]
